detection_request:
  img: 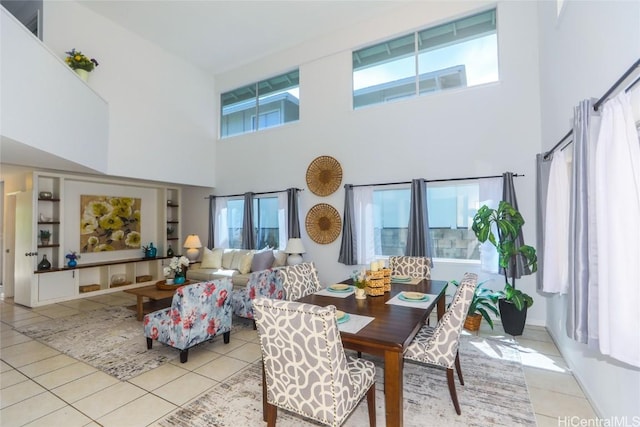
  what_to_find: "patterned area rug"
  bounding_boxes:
[15,306,177,381]
[158,335,536,427]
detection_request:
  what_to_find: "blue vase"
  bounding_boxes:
[68,259,77,268]
[174,272,186,284]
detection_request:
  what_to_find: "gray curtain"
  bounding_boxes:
[338,184,356,265]
[535,155,551,291]
[502,172,530,279]
[567,99,599,345]
[287,188,301,239]
[405,179,433,263]
[207,196,216,249]
[242,192,255,249]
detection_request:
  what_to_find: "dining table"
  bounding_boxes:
[295,278,449,427]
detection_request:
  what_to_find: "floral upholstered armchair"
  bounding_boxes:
[143,278,233,363]
[230,268,285,323]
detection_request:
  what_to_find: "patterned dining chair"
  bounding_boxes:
[253,298,376,427]
[389,255,431,279]
[279,262,322,301]
[403,272,477,415]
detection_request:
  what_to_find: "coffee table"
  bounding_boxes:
[124,282,188,320]
[295,279,448,427]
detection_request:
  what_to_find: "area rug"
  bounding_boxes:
[15,306,178,381]
[158,335,537,427]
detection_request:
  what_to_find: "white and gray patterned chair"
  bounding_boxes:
[403,272,477,415]
[389,255,431,279]
[279,262,321,301]
[253,298,376,427]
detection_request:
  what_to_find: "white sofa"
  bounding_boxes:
[187,248,288,289]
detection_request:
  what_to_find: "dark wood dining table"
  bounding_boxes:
[296,278,449,427]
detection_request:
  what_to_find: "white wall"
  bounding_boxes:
[208,1,545,323]
[537,0,640,419]
[42,1,218,188]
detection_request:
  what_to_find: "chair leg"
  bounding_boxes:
[266,402,277,427]
[366,383,376,427]
[252,320,257,330]
[446,368,461,415]
[146,337,153,350]
[223,331,230,344]
[454,351,464,385]
[357,351,362,358]
[180,349,189,363]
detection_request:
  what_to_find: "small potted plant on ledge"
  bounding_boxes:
[39,230,51,246]
[351,270,367,299]
[472,201,537,336]
[65,48,99,82]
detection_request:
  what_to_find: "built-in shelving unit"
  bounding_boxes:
[165,187,181,256]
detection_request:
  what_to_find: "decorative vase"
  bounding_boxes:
[174,272,186,284]
[37,254,51,270]
[75,69,90,82]
[67,259,77,268]
[355,287,367,300]
[165,278,174,285]
[167,245,174,257]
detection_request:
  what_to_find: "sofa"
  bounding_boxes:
[187,247,288,289]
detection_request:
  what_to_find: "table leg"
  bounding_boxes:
[437,292,445,320]
[384,350,404,427]
[136,296,144,321]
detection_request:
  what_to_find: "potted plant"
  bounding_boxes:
[64,48,99,81]
[471,201,537,336]
[451,280,499,331]
[39,230,51,245]
[351,269,367,300]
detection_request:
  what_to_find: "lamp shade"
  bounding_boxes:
[284,238,306,266]
[284,238,305,254]
[183,234,202,262]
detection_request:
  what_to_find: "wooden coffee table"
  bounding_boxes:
[124,283,186,320]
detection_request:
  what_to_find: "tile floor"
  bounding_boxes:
[0,291,597,426]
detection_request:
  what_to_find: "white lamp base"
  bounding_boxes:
[287,253,303,266]
[186,248,200,262]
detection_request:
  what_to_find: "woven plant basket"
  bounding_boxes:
[464,313,483,331]
[366,278,385,296]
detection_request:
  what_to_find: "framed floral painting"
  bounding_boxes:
[80,195,141,252]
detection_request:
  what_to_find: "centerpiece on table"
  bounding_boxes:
[351,269,367,299]
[66,251,81,268]
[163,256,190,285]
[64,48,99,82]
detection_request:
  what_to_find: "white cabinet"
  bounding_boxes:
[38,270,77,301]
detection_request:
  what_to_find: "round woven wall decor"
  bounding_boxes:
[305,203,342,244]
[306,155,342,196]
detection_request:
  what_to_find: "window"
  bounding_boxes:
[372,183,481,260]
[220,70,300,138]
[225,197,280,249]
[353,9,498,109]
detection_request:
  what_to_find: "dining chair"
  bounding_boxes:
[403,272,477,415]
[279,261,322,301]
[253,298,376,427]
[389,255,431,279]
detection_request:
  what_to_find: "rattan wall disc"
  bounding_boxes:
[305,203,342,244]
[306,155,342,196]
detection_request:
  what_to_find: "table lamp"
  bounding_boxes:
[183,234,202,262]
[284,238,306,265]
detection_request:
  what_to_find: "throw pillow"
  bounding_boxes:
[200,247,223,269]
[251,250,275,272]
[272,250,287,268]
[237,251,255,274]
[222,250,236,269]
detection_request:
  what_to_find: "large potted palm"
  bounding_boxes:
[472,201,537,336]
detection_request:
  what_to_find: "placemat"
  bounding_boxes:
[390,277,421,285]
[386,293,438,309]
[315,287,355,298]
[337,313,374,334]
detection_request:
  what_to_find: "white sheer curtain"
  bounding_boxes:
[595,91,640,367]
[276,192,288,250]
[214,196,230,248]
[478,177,502,273]
[353,187,376,265]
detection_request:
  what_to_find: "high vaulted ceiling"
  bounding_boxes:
[79,0,405,75]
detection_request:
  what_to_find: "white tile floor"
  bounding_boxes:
[0,292,598,426]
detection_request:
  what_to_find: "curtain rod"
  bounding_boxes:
[544,58,640,161]
[205,188,304,199]
[350,173,524,188]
